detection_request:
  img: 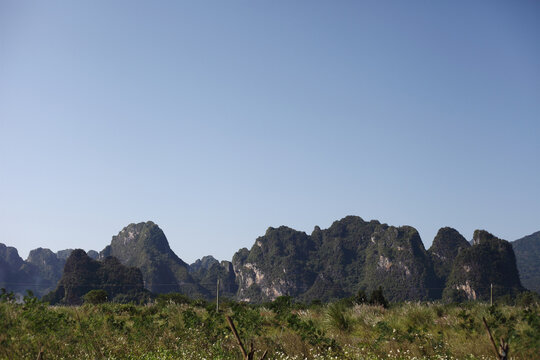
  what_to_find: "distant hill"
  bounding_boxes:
[25,248,66,295]
[190,255,219,273]
[44,249,147,305]
[100,222,207,297]
[1,217,532,303]
[443,230,524,301]
[230,216,441,303]
[189,256,238,299]
[428,227,471,283]
[0,243,29,295]
[512,231,540,294]
[197,218,524,303]
[0,244,97,297]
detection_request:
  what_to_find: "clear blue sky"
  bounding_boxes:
[1,1,539,263]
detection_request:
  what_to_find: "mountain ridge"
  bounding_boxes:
[1,217,537,301]
[512,231,540,294]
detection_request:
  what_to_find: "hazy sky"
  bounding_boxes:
[1,1,539,263]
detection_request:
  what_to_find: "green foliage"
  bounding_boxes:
[156,292,191,306]
[457,308,476,331]
[231,303,263,339]
[519,307,540,350]
[442,288,469,303]
[0,288,15,303]
[286,313,339,352]
[355,289,369,304]
[0,300,538,359]
[113,289,154,304]
[515,291,540,307]
[83,289,108,304]
[181,308,201,329]
[268,295,293,317]
[326,302,352,332]
[370,286,389,308]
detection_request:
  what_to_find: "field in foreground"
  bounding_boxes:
[0,295,539,360]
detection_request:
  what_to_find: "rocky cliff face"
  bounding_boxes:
[232,216,439,302]
[55,249,74,260]
[44,249,146,305]
[359,223,439,302]
[100,221,206,297]
[443,230,524,301]
[512,231,540,294]
[232,226,317,302]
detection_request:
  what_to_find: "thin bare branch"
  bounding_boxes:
[226,316,248,359]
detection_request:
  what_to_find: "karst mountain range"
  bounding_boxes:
[1,216,538,304]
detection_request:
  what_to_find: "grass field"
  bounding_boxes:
[0,293,538,360]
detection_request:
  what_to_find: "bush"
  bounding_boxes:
[113,290,154,304]
[0,288,15,303]
[326,302,352,332]
[83,289,108,304]
[370,287,388,308]
[156,293,191,306]
[269,295,293,317]
[516,291,539,307]
[355,289,369,304]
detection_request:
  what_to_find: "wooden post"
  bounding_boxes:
[490,283,493,306]
[216,278,220,312]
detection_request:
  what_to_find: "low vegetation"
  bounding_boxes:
[0,289,538,360]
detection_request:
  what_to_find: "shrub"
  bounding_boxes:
[0,288,15,303]
[83,289,108,304]
[516,291,539,307]
[355,289,369,304]
[269,295,293,316]
[326,302,352,332]
[156,293,191,306]
[370,287,389,308]
[182,308,202,328]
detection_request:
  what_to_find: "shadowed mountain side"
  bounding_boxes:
[0,243,29,295]
[190,260,238,299]
[44,249,147,305]
[443,230,524,301]
[512,231,540,294]
[0,244,99,297]
[428,227,471,294]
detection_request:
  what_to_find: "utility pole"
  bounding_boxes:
[216,278,220,312]
[490,283,493,306]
